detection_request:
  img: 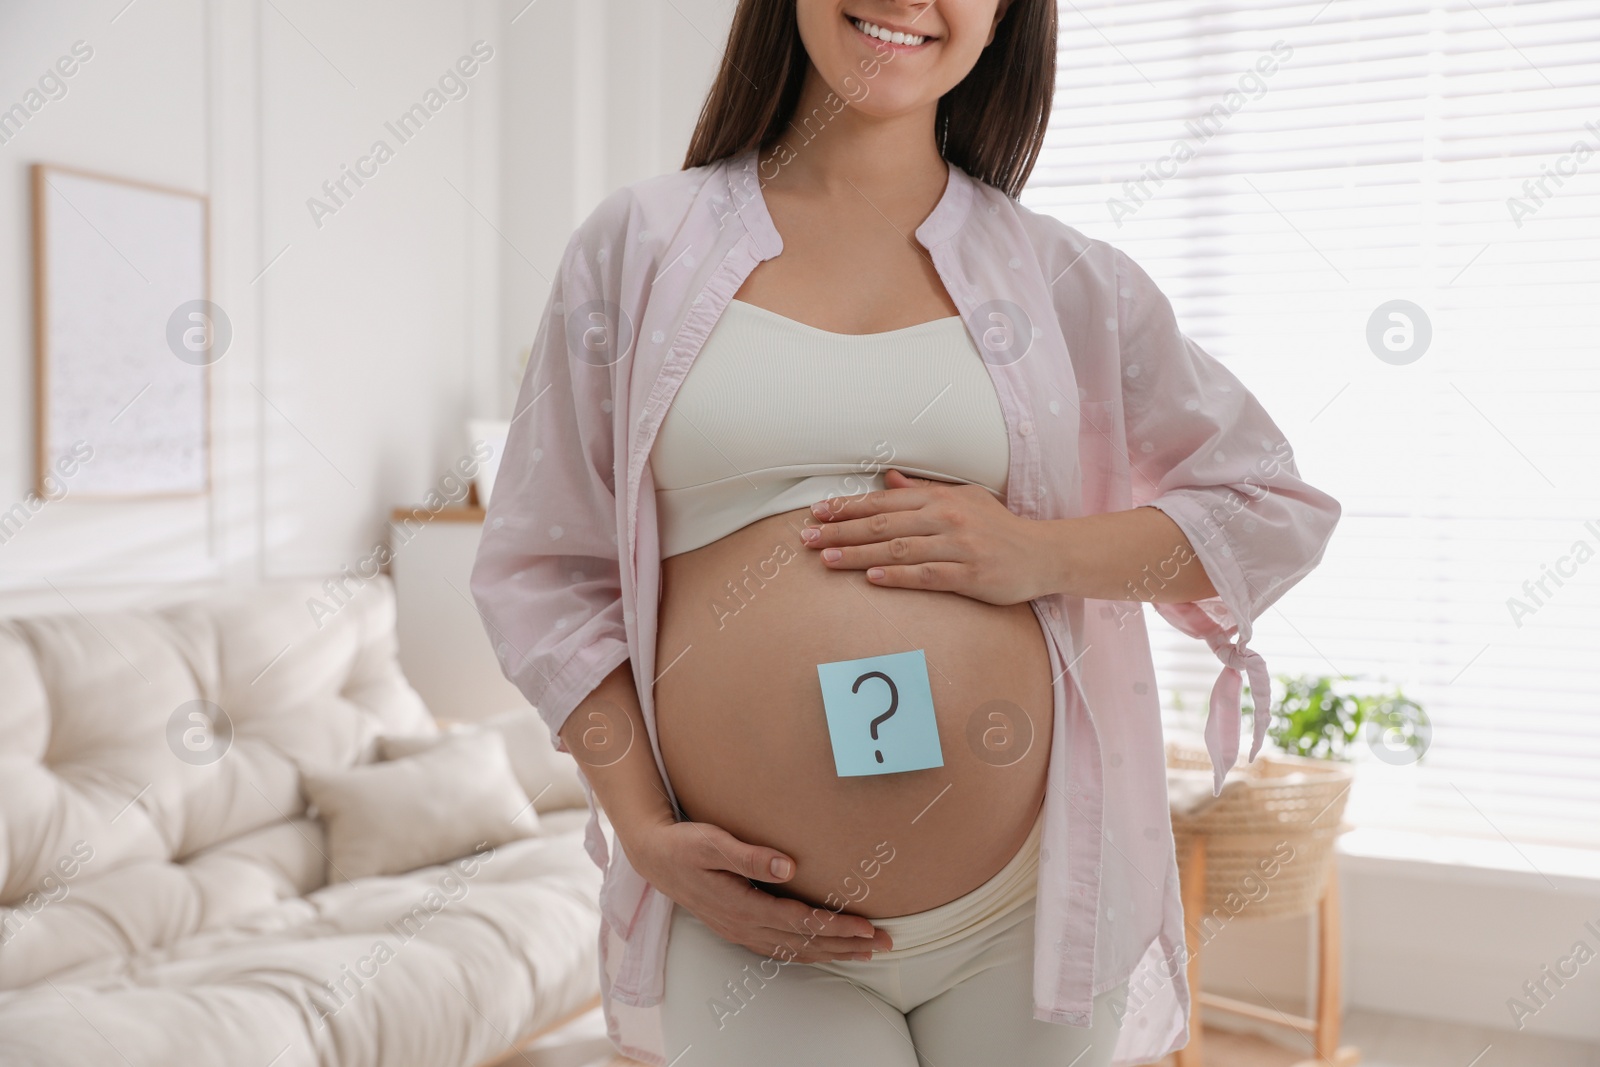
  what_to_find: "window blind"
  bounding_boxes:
[1024,0,1600,849]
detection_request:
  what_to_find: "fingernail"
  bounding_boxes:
[801,527,820,542]
[811,500,829,517]
[770,857,793,879]
[867,567,885,580]
[822,548,841,562]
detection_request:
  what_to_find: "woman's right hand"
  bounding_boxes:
[626,817,894,963]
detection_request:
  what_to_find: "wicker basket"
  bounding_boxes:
[1167,740,1354,923]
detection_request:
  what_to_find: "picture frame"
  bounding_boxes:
[31,162,214,499]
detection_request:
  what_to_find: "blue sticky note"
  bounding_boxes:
[816,650,944,777]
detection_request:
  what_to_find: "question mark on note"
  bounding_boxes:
[852,670,899,763]
[817,650,943,777]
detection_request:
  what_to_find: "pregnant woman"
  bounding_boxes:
[471,1,1341,1065]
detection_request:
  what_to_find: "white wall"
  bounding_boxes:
[1198,852,1600,1045]
[0,0,720,617]
[0,0,479,610]
[1,0,223,607]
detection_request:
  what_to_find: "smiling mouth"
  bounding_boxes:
[846,13,939,50]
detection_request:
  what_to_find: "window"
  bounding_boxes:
[1025,0,1600,849]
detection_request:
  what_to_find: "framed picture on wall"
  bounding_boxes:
[32,162,218,499]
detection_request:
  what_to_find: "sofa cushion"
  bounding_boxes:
[301,729,539,883]
[0,577,436,990]
[379,706,588,814]
[0,578,605,1067]
[0,818,602,1067]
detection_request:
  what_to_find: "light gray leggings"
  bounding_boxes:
[659,894,1129,1066]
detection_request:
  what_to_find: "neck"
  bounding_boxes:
[758,63,947,207]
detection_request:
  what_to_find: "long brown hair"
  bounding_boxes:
[680,0,1056,199]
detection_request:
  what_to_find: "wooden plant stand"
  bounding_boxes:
[1175,834,1360,1067]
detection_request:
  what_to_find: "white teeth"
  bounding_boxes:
[850,16,927,46]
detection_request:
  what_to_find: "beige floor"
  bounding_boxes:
[1140,1009,1600,1067]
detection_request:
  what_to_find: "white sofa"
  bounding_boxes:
[0,576,603,1067]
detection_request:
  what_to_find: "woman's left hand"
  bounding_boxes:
[800,469,1053,606]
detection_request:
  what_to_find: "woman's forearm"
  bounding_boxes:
[1033,505,1220,604]
[557,660,678,855]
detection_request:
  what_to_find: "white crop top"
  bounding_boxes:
[649,298,1010,558]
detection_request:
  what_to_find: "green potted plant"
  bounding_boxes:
[1246,673,1430,765]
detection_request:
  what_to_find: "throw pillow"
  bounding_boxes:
[380,708,587,813]
[301,728,538,883]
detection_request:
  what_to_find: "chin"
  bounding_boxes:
[833,82,931,120]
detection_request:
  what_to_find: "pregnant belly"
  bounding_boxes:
[653,505,1054,918]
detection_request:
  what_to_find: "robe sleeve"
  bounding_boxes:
[469,209,632,755]
[1112,248,1342,793]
